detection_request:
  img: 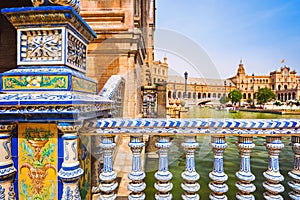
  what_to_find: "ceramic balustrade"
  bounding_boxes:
[82,119,300,199]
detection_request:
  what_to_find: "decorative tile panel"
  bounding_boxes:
[67,31,87,72]
[72,76,97,94]
[2,75,68,91]
[18,123,58,200]
[19,28,63,64]
[79,135,91,199]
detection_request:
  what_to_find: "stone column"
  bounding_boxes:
[181,136,200,200]
[128,136,146,199]
[156,84,167,118]
[289,136,300,199]
[58,122,83,200]
[154,136,173,199]
[263,136,284,200]
[99,136,118,199]
[235,136,256,200]
[0,123,16,200]
[209,135,228,200]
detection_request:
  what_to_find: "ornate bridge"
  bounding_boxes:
[81,118,300,200]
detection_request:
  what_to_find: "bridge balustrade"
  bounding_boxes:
[82,118,300,200]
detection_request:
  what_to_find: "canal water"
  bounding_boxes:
[144,107,300,199]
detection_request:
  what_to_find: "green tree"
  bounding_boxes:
[256,87,276,105]
[219,96,229,104]
[228,89,242,105]
[246,98,253,104]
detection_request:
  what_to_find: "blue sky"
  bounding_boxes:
[155,0,300,79]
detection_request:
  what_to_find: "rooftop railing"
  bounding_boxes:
[82,118,300,200]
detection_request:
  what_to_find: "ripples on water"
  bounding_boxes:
[144,107,298,199]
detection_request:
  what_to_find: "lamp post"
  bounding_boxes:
[184,71,188,99]
[252,73,255,107]
[224,81,227,97]
[194,82,197,103]
[173,83,176,99]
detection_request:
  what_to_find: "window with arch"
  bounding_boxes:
[284,85,288,90]
[198,93,201,99]
[188,92,191,99]
[168,91,171,98]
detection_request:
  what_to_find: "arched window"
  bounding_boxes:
[198,93,201,99]
[193,92,196,99]
[248,93,251,99]
[284,85,288,90]
[178,92,182,98]
[168,91,171,98]
[188,92,191,99]
[213,93,216,98]
[173,91,176,99]
[203,93,206,98]
[208,93,211,98]
[218,93,221,98]
[278,85,281,91]
[243,93,246,99]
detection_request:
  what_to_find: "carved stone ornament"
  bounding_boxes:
[31,0,80,12]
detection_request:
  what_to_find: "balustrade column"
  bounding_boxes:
[0,124,16,200]
[150,91,156,117]
[288,136,300,199]
[58,122,83,200]
[143,91,148,117]
[263,136,284,200]
[235,136,256,200]
[181,136,200,200]
[99,136,118,199]
[209,135,228,200]
[128,136,146,199]
[154,136,173,200]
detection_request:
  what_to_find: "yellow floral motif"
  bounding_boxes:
[2,75,68,90]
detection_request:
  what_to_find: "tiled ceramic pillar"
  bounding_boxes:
[0,123,16,199]
[58,122,83,200]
